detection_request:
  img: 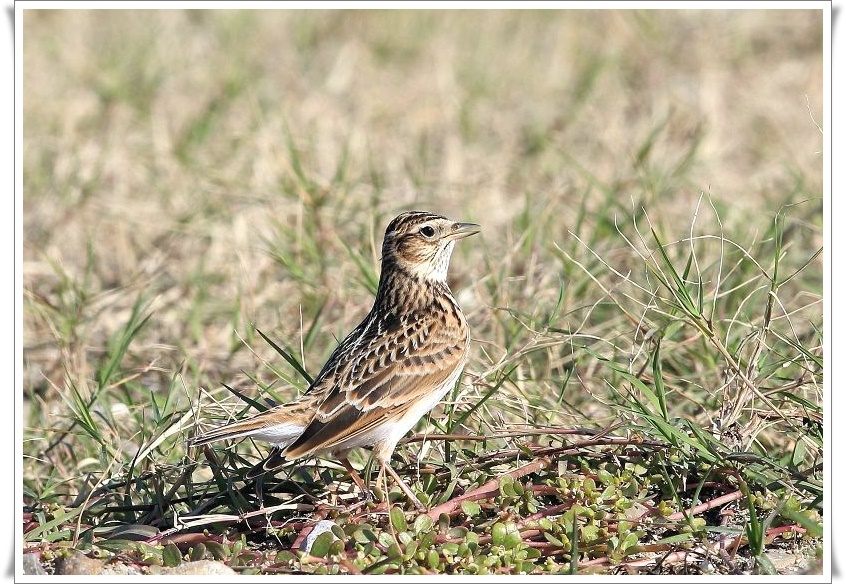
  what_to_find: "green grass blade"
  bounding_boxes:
[650,340,669,422]
[256,328,314,385]
[96,296,153,389]
[650,227,697,315]
[221,382,270,413]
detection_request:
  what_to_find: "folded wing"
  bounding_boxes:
[283,309,467,458]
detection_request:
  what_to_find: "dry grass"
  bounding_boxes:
[22,8,823,575]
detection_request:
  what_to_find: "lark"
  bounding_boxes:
[192,211,479,511]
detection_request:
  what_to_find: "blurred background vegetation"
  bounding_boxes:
[22,8,823,575]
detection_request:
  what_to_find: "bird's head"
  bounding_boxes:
[381,211,480,283]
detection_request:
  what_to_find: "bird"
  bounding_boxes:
[192,211,480,511]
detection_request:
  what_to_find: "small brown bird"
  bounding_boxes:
[192,211,480,510]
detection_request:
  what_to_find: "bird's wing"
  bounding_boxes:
[283,309,467,458]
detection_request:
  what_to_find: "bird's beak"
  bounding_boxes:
[449,222,481,240]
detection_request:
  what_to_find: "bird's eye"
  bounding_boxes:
[419,225,436,238]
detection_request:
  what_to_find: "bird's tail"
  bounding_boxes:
[190,416,270,446]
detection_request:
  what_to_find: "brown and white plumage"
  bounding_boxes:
[192,211,479,509]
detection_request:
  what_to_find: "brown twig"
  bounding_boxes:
[426,457,552,519]
[475,436,666,466]
[665,489,743,521]
[402,426,610,444]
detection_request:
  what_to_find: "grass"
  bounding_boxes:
[21,8,824,576]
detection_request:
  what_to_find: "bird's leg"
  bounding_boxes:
[382,462,426,512]
[339,455,373,501]
[376,464,388,504]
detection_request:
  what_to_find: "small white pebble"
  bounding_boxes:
[300,520,339,553]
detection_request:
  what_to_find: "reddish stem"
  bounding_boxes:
[666,490,743,521]
[426,457,552,520]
